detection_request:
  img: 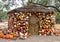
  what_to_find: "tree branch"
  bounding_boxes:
[30,2,60,12]
[58,0,60,2]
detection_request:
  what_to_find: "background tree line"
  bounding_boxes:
[0,0,60,23]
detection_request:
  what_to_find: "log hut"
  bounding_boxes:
[7,3,56,39]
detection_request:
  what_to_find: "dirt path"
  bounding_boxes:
[55,24,60,29]
[0,22,8,29]
[54,24,60,34]
[0,36,60,42]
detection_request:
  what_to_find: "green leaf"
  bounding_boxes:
[0,4,3,8]
[0,3,3,10]
[5,6,10,10]
[0,10,7,20]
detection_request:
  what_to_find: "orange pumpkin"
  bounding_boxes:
[0,34,3,38]
[10,33,14,35]
[36,13,39,16]
[3,35,6,39]
[23,26,26,29]
[16,26,19,28]
[45,22,49,25]
[18,28,21,31]
[26,12,30,15]
[5,35,10,39]
[44,32,47,34]
[16,34,20,38]
[41,32,45,35]
[0,34,2,38]
[42,15,45,19]
[39,28,42,31]
[45,28,49,32]
[9,34,14,39]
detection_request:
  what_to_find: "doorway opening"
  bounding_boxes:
[28,14,39,35]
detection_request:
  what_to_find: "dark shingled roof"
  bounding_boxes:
[8,3,54,14]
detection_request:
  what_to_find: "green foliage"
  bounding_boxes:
[55,0,60,8]
[38,0,49,5]
[0,2,3,10]
[0,0,10,11]
[58,0,60,2]
[28,0,50,5]
[0,10,8,21]
[56,13,60,23]
[0,4,3,8]
[0,0,9,21]
[2,0,7,2]
[5,5,10,10]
